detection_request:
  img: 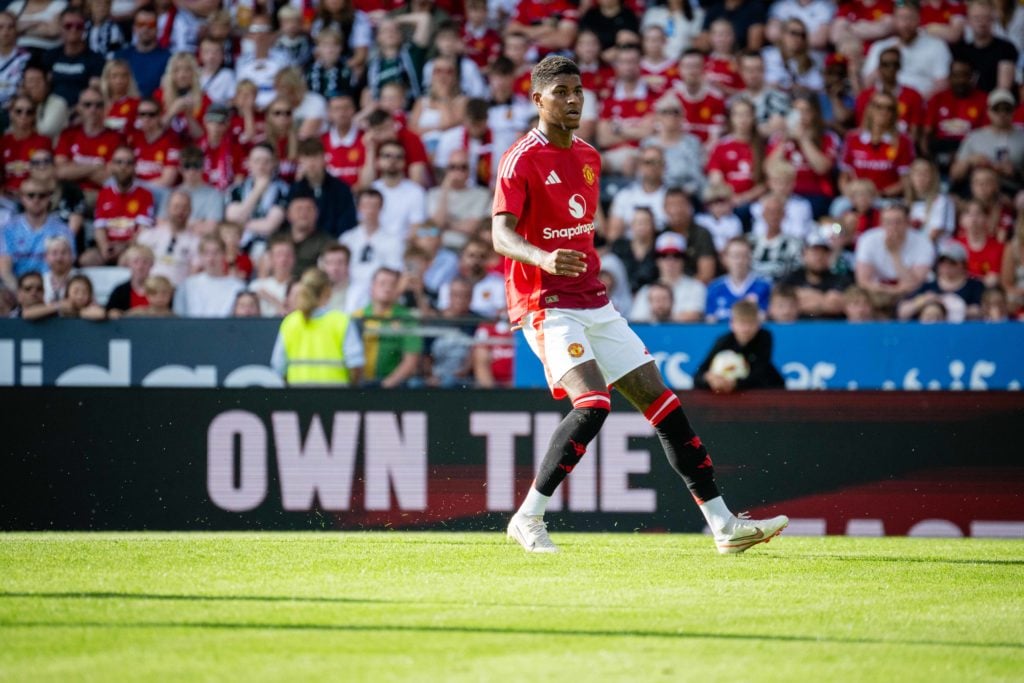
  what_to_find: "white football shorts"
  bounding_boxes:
[520,303,653,398]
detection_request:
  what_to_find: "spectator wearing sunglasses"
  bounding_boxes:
[54,87,121,197]
[0,178,75,291]
[1,95,51,196]
[114,7,170,98]
[7,271,44,318]
[41,8,105,107]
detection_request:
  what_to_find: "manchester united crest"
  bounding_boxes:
[582,164,595,186]
[567,343,585,358]
[348,149,360,161]
[127,199,139,212]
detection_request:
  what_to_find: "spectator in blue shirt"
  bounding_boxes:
[705,236,772,322]
[0,179,75,291]
[115,7,170,98]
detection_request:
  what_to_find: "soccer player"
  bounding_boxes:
[492,56,789,555]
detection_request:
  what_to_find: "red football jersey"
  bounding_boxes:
[55,125,122,192]
[513,71,533,99]
[199,135,245,191]
[323,127,365,188]
[705,55,744,93]
[767,131,841,198]
[474,320,515,385]
[1,132,51,192]
[229,112,266,149]
[840,129,915,192]
[925,88,989,141]
[105,96,140,133]
[920,0,966,27]
[580,61,616,100]
[837,0,894,22]
[1014,102,1024,130]
[94,182,156,242]
[129,129,181,183]
[272,135,297,184]
[855,86,925,133]
[599,82,656,149]
[706,136,758,194]
[492,129,608,323]
[512,0,578,27]
[674,86,726,144]
[464,25,502,69]
[639,58,679,97]
[153,87,212,144]
[956,236,1004,279]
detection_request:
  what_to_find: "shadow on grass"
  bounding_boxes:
[0,618,1020,650]
[761,555,1024,567]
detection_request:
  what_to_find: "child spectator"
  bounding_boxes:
[198,36,236,105]
[124,275,175,317]
[695,299,785,393]
[905,158,956,241]
[231,291,261,318]
[173,234,246,318]
[271,6,313,69]
[842,284,876,322]
[767,284,800,323]
[980,286,1011,322]
[25,273,106,320]
[106,244,154,319]
[218,221,252,283]
[898,240,984,323]
[956,200,1005,287]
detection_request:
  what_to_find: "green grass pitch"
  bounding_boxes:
[1,532,1022,682]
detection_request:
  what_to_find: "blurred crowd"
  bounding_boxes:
[1,0,1023,384]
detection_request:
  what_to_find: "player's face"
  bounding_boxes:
[534,75,584,130]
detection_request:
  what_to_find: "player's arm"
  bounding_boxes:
[492,211,586,277]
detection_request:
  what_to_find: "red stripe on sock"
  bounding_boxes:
[573,391,611,411]
[644,389,681,426]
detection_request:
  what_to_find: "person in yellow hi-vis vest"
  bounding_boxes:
[271,268,365,386]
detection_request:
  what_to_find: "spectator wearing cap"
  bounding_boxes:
[663,187,719,283]
[175,146,223,236]
[706,236,772,322]
[750,193,804,282]
[198,103,245,192]
[950,89,1024,195]
[955,200,1005,287]
[42,8,106,108]
[289,138,357,240]
[854,203,935,309]
[861,1,951,99]
[898,239,985,322]
[951,0,1019,93]
[629,231,707,323]
[695,181,743,254]
[115,6,170,98]
[607,146,669,242]
[427,148,491,243]
[641,95,706,197]
[781,230,853,319]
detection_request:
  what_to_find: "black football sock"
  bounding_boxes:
[532,391,610,497]
[644,389,721,504]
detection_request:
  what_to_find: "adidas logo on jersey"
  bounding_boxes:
[544,171,562,185]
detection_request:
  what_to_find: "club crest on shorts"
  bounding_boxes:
[582,164,596,186]
[567,342,585,358]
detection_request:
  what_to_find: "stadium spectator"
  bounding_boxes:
[578,0,639,56]
[672,49,726,146]
[695,299,785,392]
[855,47,926,146]
[289,138,357,241]
[706,236,772,322]
[641,96,705,197]
[462,0,502,70]
[231,290,261,318]
[837,178,882,241]
[41,235,76,303]
[766,0,835,50]
[226,143,289,258]
[704,19,743,97]
[736,50,791,137]
[966,166,1015,242]
[750,159,816,241]
[235,14,286,110]
[409,225,459,306]
[271,267,365,386]
[8,1,64,54]
[434,98,496,187]
[854,203,936,309]
[137,190,199,287]
[766,92,839,219]
[24,272,105,320]
[916,297,948,322]
[318,244,353,313]
[842,284,876,322]
[248,234,296,318]
[484,57,536,163]
[218,221,252,282]
[24,148,85,251]
[423,276,481,387]
[781,231,853,319]
[629,231,707,323]
[956,200,1005,286]
[368,139,429,237]
[610,206,659,293]
[574,29,614,101]
[507,0,579,54]
[310,0,372,72]
[359,108,431,189]
[762,18,823,93]
[695,182,742,254]
[425,21,488,100]
[951,0,1019,93]
[54,87,121,198]
[99,58,139,133]
[641,0,704,61]
[321,94,364,190]
[472,315,515,388]
[305,29,356,102]
[1,95,52,196]
[7,271,43,318]
[175,146,223,236]
[356,267,423,388]
[638,25,679,98]
[154,52,210,145]
[106,244,154,318]
[699,0,767,52]
[862,1,951,99]
[767,284,800,323]
[898,240,985,322]
[285,193,336,279]
[950,89,1024,195]
[707,97,766,214]
[839,90,916,201]
[980,285,1011,322]
[640,281,675,323]
[173,234,245,318]
[362,17,429,108]
[115,6,169,98]
[750,193,804,282]
[274,67,327,142]
[341,188,405,312]
[905,159,956,241]
[0,178,75,290]
[271,6,313,69]
[42,8,105,108]
[663,187,718,284]
[1000,215,1024,314]
[227,79,264,148]
[198,36,236,106]
[427,149,491,242]
[20,64,69,140]
[408,54,467,157]
[436,237,504,319]
[820,48,858,133]
[607,146,669,240]
[86,146,155,266]
[923,57,990,173]
[919,0,968,44]
[123,275,175,318]
[127,98,179,209]
[596,44,656,177]
[829,0,895,47]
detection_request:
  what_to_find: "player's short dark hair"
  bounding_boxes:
[531,56,581,93]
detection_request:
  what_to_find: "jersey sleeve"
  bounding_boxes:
[55,130,74,158]
[92,189,113,228]
[896,135,915,174]
[492,153,528,218]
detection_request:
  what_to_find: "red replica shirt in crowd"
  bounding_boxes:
[55,125,122,192]
[639,58,679,97]
[153,87,212,144]
[926,87,989,140]
[395,126,430,173]
[581,61,616,100]
[129,128,181,183]
[840,129,914,192]
[129,287,149,309]
[956,236,1005,279]
[707,136,758,194]
[674,85,726,144]
[767,131,841,197]
[229,113,266,148]
[323,127,365,188]
[463,24,502,69]
[705,55,744,93]
[199,135,244,191]
[920,0,966,27]
[492,128,608,323]
[513,70,533,99]
[837,0,894,22]
[94,182,156,242]
[512,0,578,27]
[855,86,925,133]
[474,320,515,385]
[1,132,51,192]
[105,96,140,133]
[271,136,297,184]
[600,82,655,149]
[1014,102,1024,130]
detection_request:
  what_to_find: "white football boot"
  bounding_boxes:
[714,513,789,554]
[507,513,559,553]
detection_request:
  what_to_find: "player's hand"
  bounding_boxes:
[540,249,587,277]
